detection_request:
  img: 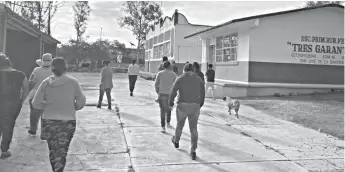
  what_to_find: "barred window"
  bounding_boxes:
[215,33,238,63]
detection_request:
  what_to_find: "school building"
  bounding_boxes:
[144,9,212,74]
[0,3,60,77]
[185,4,344,97]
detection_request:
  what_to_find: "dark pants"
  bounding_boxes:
[98,88,111,108]
[29,99,43,135]
[128,75,138,93]
[158,94,171,127]
[42,119,76,172]
[0,101,22,152]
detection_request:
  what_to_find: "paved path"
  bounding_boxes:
[0,73,343,172]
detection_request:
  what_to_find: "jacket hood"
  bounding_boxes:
[47,75,68,87]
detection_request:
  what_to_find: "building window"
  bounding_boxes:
[154,36,158,44]
[154,46,158,59]
[171,28,174,57]
[159,33,164,43]
[149,39,153,49]
[165,30,171,41]
[159,44,164,58]
[215,33,238,63]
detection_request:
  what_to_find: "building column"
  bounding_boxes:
[0,4,7,53]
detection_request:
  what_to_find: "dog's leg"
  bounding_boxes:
[235,108,239,118]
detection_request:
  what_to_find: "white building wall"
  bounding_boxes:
[249,7,344,65]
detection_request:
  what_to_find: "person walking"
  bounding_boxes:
[171,60,178,75]
[154,61,177,132]
[157,56,168,72]
[97,60,113,110]
[0,53,29,159]
[205,64,216,100]
[169,63,205,160]
[32,57,86,172]
[128,59,140,96]
[192,62,205,82]
[28,53,53,137]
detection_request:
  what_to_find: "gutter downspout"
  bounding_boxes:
[2,14,7,53]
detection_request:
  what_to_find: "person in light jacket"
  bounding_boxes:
[127,59,140,96]
[154,61,177,132]
[32,57,86,172]
[28,53,53,137]
[97,60,113,110]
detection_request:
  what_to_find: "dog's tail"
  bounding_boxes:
[234,100,240,108]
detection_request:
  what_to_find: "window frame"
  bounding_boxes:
[215,33,238,64]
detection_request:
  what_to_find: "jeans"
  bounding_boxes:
[0,101,22,152]
[128,75,138,93]
[98,88,111,108]
[29,99,43,135]
[158,94,171,127]
[174,103,200,152]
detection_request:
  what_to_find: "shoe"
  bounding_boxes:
[96,104,101,108]
[171,136,179,148]
[108,106,112,110]
[28,130,36,137]
[0,151,11,159]
[190,152,196,160]
[161,127,165,133]
[130,92,133,96]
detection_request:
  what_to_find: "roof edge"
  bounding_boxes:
[184,4,344,39]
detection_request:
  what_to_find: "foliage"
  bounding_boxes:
[304,1,344,7]
[118,1,162,50]
[73,1,91,42]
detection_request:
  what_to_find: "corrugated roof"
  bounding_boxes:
[185,4,344,39]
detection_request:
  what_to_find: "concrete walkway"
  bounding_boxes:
[0,73,343,172]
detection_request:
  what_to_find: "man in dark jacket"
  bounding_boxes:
[205,64,216,100]
[0,53,29,159]
[169,63,205,160]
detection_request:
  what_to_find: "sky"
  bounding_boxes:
[51,1,307,47]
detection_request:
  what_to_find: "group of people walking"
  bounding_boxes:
[154,56,216,160]
[0,53,86,172]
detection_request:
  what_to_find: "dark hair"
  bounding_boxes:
[132,59,136,65]
[162,56,168,62]
[102,60,110,66]
[192,62,200,72]
[183,63,194,72]
[51,57,67,77]
[163,61,171,69]
[208,64,213,68]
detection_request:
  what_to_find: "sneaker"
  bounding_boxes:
[0,151,11,159]
[108,106,112,110]
[161,127,165,133]
[171,136,179,148]
[190,152,196,160]
[28,130,36,137]
[96,104,101,108]
[130,92,133,96]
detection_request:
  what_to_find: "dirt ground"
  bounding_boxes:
[238,92,344,140]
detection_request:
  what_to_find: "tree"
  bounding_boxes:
[305,1,344,7]
[118,1,162,63]
[73,1,91,42]
[46,2,64,35]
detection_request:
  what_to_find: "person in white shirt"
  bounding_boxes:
[127,60,140,96]
[28,53,53,137]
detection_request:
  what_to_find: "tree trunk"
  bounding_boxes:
[137,39,140,64]
[47,3,51,35]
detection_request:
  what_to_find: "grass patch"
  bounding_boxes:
[238,92,344,140]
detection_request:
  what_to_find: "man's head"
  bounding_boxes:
[102,60,110,66]
[51,57,67,77]
[192,62,200,72]
[163,61,171,69]
[132,59,136,65]
[0,53,12,69]
[183,63,194,73]
[41,53,53,67]
[208,64,213,69]
[162,56,168,62]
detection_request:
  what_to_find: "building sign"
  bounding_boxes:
[287,36,344,66]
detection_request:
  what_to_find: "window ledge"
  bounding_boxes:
[215,61,239,66]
